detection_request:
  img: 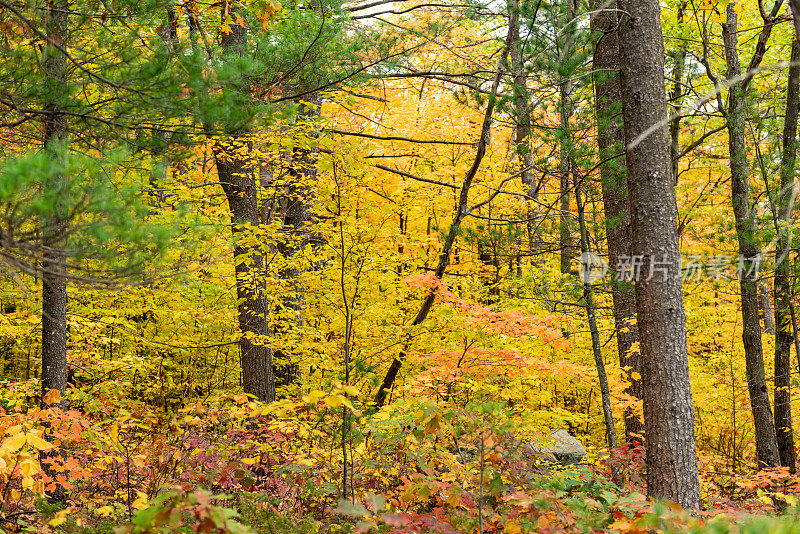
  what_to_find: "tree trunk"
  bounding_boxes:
[214,139,275,402]
[149,8,178,211]
[574,173,618,453]
[41,0,69,411]
[773,37,800,472]
[212,2,274,402]
[590,0,643,444]
[668,2,688,183]
[616,0,700,510]
[558,2,576,274]
[508,0,540,261]
[274,95,321,393]
[761,281,775,335]
[40,0,69,503]
[722,5,780,469]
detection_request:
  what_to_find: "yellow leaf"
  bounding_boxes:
[504,518,521,534]
[261,1,281,29]
[341,385,359,396]
[241,457,258,465]
[21,475,34,490]
[26,433,53,451]
[328,394,354,410]
[19,459,39,477]
[132,491,149,510]
[302,390,326,404]
[609,519,633,530]
[96,505,114,517]
[630,371,641,381]
[49,510,68,527]
[2,432,26,453]
[324,395,343,408]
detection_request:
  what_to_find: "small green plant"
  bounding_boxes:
[114,488,253,534]
[235,493,318,534]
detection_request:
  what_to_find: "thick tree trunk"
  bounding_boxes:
[616,0,700,510]
[215,141,275,402]
[590,1,643,444]
[213,4,274,402]
[722,5,780,469]
[274,95,321,393]
[773,38,800,472]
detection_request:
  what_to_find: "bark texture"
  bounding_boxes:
[508,0,540,260]
[213,3,274,402]
[616,0,700,510]
[274,95,321,393]
[722,5,780,469]
[590,0,643,444]
[40,0,70,503]
[41,0,69,410]
[558,0,577,274]
[773,38,800,472]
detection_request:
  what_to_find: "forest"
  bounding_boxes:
[5,0,800,531]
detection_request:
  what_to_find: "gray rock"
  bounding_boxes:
[529,428,587,466]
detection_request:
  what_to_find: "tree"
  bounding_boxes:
[273,94,323,393]
[616,0,700,509]
[772,37,800,472]
[195,0,361,401]
[589,0,643,444]
[507,0,540,262]
[374,21,514,408]
[0,0,192,404]
[721,2,780,468]
[557,0,578,274]
[207,0,275,402]
[40,0,70,412]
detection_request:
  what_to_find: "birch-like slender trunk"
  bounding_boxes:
[773,38,800,472]
[374,27,514,408]
[722,5,779,468]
